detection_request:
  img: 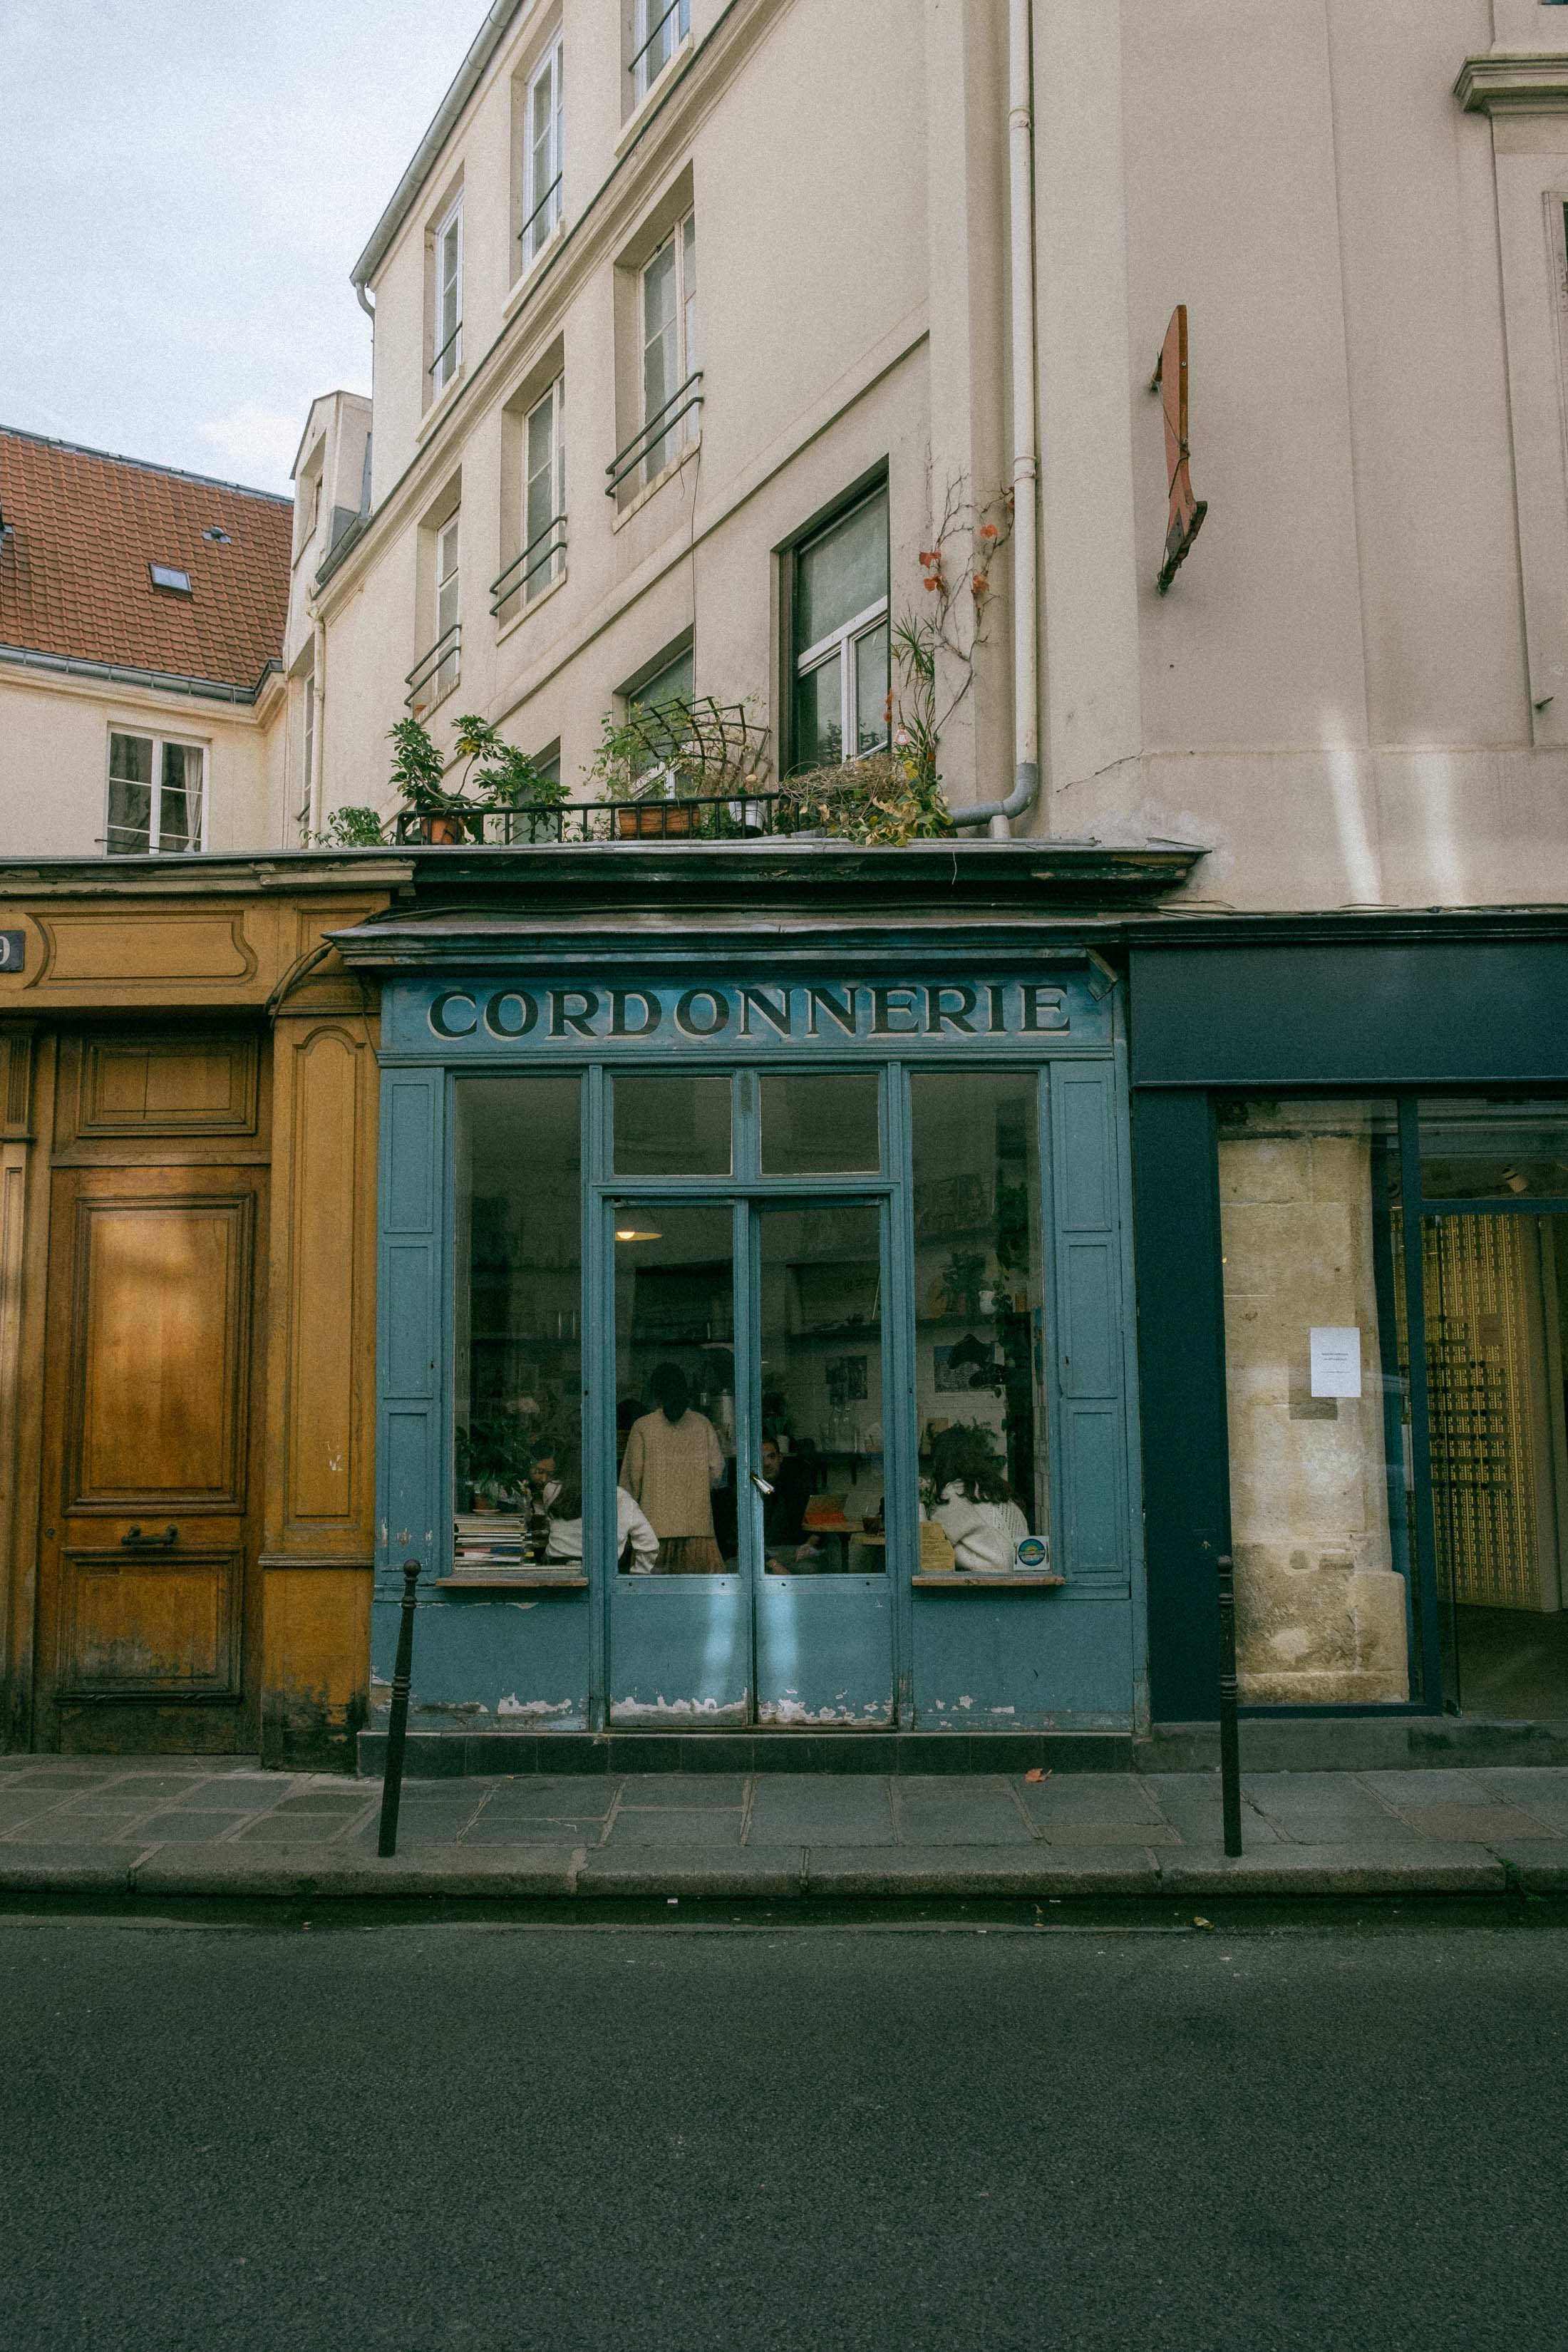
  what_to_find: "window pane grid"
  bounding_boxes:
[793,492,889,770]
[105,731,204,856]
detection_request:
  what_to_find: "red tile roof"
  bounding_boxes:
[0,427,292,697]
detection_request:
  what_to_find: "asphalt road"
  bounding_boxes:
[2,1908,1564,2352]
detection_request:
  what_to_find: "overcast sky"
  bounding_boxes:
[1,1,480,495]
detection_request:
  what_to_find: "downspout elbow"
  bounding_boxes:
[949,760,1040,835]
[354,279,375,321]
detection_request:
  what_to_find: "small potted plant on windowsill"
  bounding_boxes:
[455,1411,533,1512]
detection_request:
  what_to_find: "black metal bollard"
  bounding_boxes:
[377,1559,423,1859]
[1217,1552,1243,1857]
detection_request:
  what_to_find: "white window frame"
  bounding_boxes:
[639,212,698,489]
[793,495,892,768]
[521,38,564,267]
[523,378,567,604]
[431,197,464,395]
[435,513,461,703]
[104,731,209,857]
[634,0,691,103]
[299,671,316,825]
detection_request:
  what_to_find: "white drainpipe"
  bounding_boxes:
[952,0,1041,837]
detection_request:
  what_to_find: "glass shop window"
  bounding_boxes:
[911,1074,1049,1577]
[756,1200,886,1576]
[614,1203,739,1576]
[760,1073,880,1176]
[1216,1099,1413,1704]
[613,1074,732,1175]
[453,1078,583,1575]
[1415,1097,1568,1720]
[1418,1098,1568,1202]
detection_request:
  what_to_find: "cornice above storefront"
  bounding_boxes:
[0,851,416,899]
[325,840,1207,971]
[1455,52,1568,113]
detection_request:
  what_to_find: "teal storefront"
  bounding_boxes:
[334,847,1185,1762]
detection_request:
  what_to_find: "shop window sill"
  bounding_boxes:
[435,1573,589,1591]
[912,1574,1066,1591]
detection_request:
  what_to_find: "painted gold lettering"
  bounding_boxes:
[484,990,538,1039]
[550,989,603,1039]
[740,986,794,1039]
[1021,986,1068,1033]
[807,985,858,1038]
[611,990,661,1038]
[675,989,732,1038]
[871,986,919,1036]
[926,984,978,1036]
[430,991,478,1039]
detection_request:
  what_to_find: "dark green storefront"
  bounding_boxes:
[1130,913,1568,1739]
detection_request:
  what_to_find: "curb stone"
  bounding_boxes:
[804,1846,1164,1897]
[574,1849,804,1899]
[1492,1840,1568,1894]
[0,1838,1557,1904]
[0,1844,140,1894]
[1156,1843,1507,1895]
[128,1844,584,1899]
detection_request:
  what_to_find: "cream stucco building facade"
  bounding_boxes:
[283,0,1568,920]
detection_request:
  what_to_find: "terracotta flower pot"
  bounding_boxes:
[617,803,694,840]
[423,811,467,845]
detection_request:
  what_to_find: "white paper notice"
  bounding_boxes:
[1310,1327,1362,1400]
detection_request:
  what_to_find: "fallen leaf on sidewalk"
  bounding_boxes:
[1192,1916,1214,1930]
[1023,1768,1051,1784]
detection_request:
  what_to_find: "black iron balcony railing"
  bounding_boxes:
[405,622,460,716]
[629,0,688,91]
[428,321,463,384]
[490,516,567,617]
[519,175,562,257]
[392,788,810,847]
[607,372,703,499]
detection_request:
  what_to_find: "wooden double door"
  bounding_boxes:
[35,1030,268,1753]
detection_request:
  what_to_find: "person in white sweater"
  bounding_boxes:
[540,1444,660,1574]
[922,1425,1034,1573]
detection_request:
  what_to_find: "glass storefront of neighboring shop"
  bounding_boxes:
[370,958,1143,1739]
[1133,932,1568,1726]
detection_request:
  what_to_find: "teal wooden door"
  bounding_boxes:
[605,1194,896,1727]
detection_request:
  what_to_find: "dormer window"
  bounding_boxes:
[149,563,192,595]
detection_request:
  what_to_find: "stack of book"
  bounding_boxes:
[453,1512,526,1572]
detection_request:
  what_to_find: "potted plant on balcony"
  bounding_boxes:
[453,715,569,842]
[589,696,771,839]
[388,717,471,843]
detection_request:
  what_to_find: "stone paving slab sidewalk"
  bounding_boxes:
[1,1754,1567,1899]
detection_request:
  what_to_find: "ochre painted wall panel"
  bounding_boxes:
[260,1567,372,1770]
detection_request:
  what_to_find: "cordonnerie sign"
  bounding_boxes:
[401,972,1108,1056]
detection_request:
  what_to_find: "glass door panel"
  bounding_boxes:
[1420,1211,1568,1718]
[752,1200,894,1726]
[608,1202,748,1723]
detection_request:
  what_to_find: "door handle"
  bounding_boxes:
[750,1472,775,1498]
[121,1525,179,1549]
